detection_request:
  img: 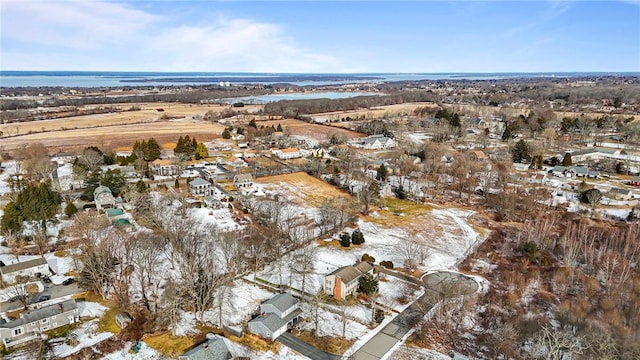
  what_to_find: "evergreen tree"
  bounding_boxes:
[358,273,379,296]
[145,138,162,161]
[101,169,126,195]
[339,233,351,247]
[376,163,388,182]
[351,229,365,245]
[248,119,257,128]
[276,123,283,132]
[222,128,231,139]
[195,143,209,160]
[1,182,62,234]
[512,139,531,163]
[81,169,103,201]
[65,202,78,217]
[562,152,572,167]
[393,185,407,199]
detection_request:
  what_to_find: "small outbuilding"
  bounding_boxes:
[115,312,133,329]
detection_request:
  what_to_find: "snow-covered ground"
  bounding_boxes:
[78,301,108,318]
[0,160,17,196]
[51,320,114,358]
[189,207,242,232]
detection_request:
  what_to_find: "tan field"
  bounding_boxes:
[307,102,437,122]
[258,118,366,141]
[256,172,350,207]
[0,103,263,152]
[0,118,226,152]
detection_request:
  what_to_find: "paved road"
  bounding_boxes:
[349,271,478,360]
[278,332,341,360]
[0,282,80,313]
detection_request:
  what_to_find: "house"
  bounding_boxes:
[248,293,302,341]
[629,176,640,186]
[1,258,51,284]
[275,148,302,160]
[0,300,79,348]
[150,159,180,176]
[115,312,133,329]
[361,135,395,150]
[179,335,231,360]
[189,178,210,196]
[233,173,253,189]
[550,166,566,177]
[609,188,633,201]
[94,185,116,210]
[323,261,375,300]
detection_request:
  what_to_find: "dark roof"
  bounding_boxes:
[181,337,231,360]
[249,308,302,333]
[263,293,298,313]
[0,258,48,275]
[0,300,77,329]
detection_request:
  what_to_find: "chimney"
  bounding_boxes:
[262,312,267,318]
[58,304,63,312]
[203,343,209,350]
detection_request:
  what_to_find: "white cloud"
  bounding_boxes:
[0,1,343,72]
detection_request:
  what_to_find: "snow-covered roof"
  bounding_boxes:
[93,185,112,197]
[181,337,230,360]
[263,293,297,313]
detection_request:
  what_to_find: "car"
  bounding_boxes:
[42,276,52,284]
[62,278,75,286]
[29,294,51,304]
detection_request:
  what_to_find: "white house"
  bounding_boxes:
[275,148,302,160]
[360,135,395,150]
[94,185,116,210]
[248,293,302,341]
[0,300,79,348]
[0,258,51,284]
[150,159,180,176]
[233,173,253,189]
[323,262,374,300]
[188,178,210,196]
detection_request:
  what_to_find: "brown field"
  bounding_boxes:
[0,118,226,153]
[307,102,437,122]
[258,118,366,142]
[256,172,351,206]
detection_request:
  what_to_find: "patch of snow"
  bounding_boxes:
[77,301,108,318]
[103,341,165,360]
[51,320,114,358]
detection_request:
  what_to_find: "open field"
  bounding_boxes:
[307,102,437,123]
[0,103,263,152]
[0,118,227,152]
[258,118,366,142]
[256,172,350,207]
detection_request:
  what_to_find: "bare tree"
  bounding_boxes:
[400,241,429,272]
[358,180,380,215]
[528,325,586,360]
[131,233,163,311]
[79,148,103,172]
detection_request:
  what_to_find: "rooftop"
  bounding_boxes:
[1,258,48,275]
[0,300,77,329]
[263,293,298,313]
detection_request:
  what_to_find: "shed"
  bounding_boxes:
[115,312,133,329]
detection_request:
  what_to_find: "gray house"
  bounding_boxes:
[0,300,79,348]
[0,258,51,284]
[248,293,301,341]
[179,335,231,360]
[94,185,116,210]
[189,178,211,196]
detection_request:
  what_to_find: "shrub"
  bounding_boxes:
[380,261,394,269]
[361,253,375,263]
[64,202,78,217]
[351,229,365,245]
[339,233,351,247]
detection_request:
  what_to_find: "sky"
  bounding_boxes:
[1,0,639,73]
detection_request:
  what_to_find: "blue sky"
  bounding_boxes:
[1,1,639,72]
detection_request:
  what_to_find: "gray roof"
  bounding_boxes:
[363,136,391,145]
[328,261,373,285]
[263,293,298,313]
[250,308,303,333]
[181,337,231,360]
[234,173,253,182]
[0,300,77,329]
[94,185,112,197]
[610,188,631,195]
[570,166,588,175]
[189,178,209,186]
[0,258,48,275]
[551,166,566,173]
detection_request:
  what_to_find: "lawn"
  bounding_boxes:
[144,331,196,358]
